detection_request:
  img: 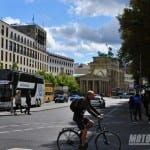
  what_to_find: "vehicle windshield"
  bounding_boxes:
[58,95,64,98]
[0,84,11,98]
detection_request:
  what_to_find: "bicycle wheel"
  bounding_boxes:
[57,129,80,150]
[95,131,121,150]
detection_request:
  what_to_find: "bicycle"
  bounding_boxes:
[57,118,121,150]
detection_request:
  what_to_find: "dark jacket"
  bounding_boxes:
[73,98,100,121]
[26,92,31,105]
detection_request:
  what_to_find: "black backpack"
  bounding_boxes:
[70,99,82,112]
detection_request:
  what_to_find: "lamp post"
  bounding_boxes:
[10,50,15,114]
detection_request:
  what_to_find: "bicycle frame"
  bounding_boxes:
[57,118,121,150]
[86,119,105,142]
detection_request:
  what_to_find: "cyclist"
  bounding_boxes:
[73,90,103,150]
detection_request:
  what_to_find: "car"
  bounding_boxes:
[70,94,81,101]
[119,92,135,99]
[90,94,106,108]
[55,94,67,103]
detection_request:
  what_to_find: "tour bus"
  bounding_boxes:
[44,83,54,103]
[0,69,45,110]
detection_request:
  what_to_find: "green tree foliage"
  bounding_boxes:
[35,70,57,86]
[0,62,3,69]
[55,74,79,93]
[11,62,18,70]
[118,0,150,81]
[36,71,79,93]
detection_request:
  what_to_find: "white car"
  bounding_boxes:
[90,94,106,108]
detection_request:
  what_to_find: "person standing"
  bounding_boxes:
[133,93,142,121]
[25,90,32,115]
[14,90,22,115]
[143,92,150,123]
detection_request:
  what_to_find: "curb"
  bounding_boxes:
[0,102,70,116]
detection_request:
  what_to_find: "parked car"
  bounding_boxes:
[90,94,106,108]
[119,92,134,99]
[70,94,81,101]
[54,94,67,103]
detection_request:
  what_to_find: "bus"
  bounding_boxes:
[0,69,45,110]
[44,83,54,103]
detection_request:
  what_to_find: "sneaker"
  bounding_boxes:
[24,110,26,114]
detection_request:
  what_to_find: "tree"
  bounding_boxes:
[11,62,18,70]
[0,62,3,69]
[36,71,79,93]
[118,0,150,82]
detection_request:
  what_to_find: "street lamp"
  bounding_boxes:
[10,49,15,114]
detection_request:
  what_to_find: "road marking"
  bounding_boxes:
[8,148,32,150]
[0,125,67,134]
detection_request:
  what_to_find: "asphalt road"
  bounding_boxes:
[0,98,149,150]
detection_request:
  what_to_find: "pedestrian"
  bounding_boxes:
[143,92,150,123]
[128,95,135,121]
[24,90,32,115]
[14,90,23,115]
[133,92,142,121]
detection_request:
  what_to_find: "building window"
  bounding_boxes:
[24,57,25,65]
[17,55,19,63]
[5,39,8,49]
[20,56,22,64]
[1,25,4,35]
[5,51,8,61]
[1,50,3,61]
[6,27,8,37]
[9,41,12,51]
[9,53,12,62]
[1,38,4,48]
[5,64,7,69]
[10,31,13,39]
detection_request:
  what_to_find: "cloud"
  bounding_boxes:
[99,19,121,44]
[74,52,85,58]
[2,17,21,25]
[64,0,128,17]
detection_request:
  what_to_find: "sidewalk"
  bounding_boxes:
[0,101,70,116]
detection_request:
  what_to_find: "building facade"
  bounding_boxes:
[76,56,125,96]
[0,20,74,75]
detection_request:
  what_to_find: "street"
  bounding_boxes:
[0,98,149,150]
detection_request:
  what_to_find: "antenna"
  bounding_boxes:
[32,14,35,24]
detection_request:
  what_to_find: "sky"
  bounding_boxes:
[0,0,129,64]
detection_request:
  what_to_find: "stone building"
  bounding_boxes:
[76,56,125,96]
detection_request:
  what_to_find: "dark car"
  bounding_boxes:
[55,94,67,103]
[90,94,106,108]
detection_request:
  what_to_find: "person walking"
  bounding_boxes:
[14,90,23,115]
[24,90,32,115]
[128,95,135,121]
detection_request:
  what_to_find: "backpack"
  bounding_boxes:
[70,99,82,112]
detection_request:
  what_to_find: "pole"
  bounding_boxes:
[10,51,14,114]
[118,61,120,88]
